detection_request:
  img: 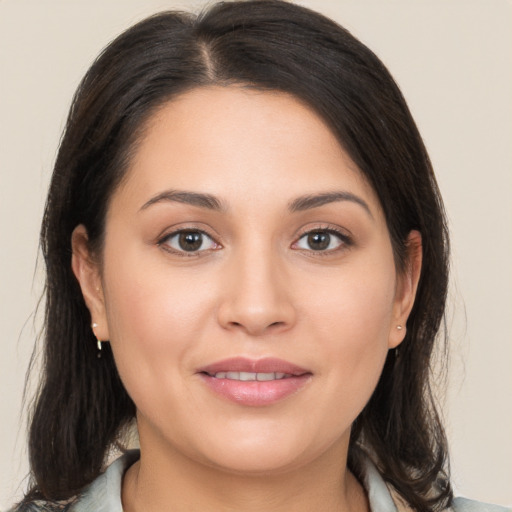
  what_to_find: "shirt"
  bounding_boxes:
[13,450,511,512]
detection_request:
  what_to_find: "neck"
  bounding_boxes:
[122,431,369,512]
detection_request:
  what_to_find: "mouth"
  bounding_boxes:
[199,356,310,376]
[198,357,312,406]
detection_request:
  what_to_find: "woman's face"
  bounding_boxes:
[74,86,419,475]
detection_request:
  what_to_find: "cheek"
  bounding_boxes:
[303,254,396,343]
[299,256,396,407]
[101,248,217,401]
[103,228,218,334]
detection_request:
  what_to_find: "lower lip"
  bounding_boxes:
[199,374,311,406]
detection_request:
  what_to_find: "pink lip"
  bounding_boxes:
[200,357,310,375]
[198,357,312,407]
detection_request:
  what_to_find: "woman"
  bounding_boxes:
[11,1,509,511]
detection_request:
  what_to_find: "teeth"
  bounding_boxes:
[257,372,275,381]
[239,371,256,381]
[212,371,291,381]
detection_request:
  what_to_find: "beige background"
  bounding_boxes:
[1,0,511,509]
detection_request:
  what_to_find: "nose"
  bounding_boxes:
[216,247,297,336]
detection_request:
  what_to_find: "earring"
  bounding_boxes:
[394,326,403,360]
[91,323,102,358]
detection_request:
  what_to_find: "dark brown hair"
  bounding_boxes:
[22,1,451,510]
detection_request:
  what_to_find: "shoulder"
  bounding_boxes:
[9,450,140,512]
[357,451,510,512]
[451,497,511,512]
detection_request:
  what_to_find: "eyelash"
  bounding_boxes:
[158,228,220,257]
[157,225,352,257]
[293,226,353,255]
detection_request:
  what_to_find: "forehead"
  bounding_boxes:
[115,85,381,215]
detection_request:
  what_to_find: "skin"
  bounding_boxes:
[72,86,422,512]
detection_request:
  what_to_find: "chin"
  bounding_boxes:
[187,422,347,476]
[203,445,308,476]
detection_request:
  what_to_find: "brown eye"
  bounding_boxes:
[162,230,218,253]
[295,230,347,252]
[307,232,331,251]
[179,232,203,251]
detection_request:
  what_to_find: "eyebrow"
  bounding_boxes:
[288,191,373,218]
[139,190,226,212]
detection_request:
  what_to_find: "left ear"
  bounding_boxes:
[388,230,422,349]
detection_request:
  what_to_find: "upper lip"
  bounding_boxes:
[199,357,310,376]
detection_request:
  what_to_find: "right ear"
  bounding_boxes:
[71,225,110,341]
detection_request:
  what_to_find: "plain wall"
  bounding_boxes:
[1,0,511,508]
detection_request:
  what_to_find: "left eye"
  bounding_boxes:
[295,230,346,251]
[161,230,218,253]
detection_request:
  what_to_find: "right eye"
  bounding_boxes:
[160,230,219,254]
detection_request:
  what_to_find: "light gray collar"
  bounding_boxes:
[72,449,398,512]
[72,450,139,512]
